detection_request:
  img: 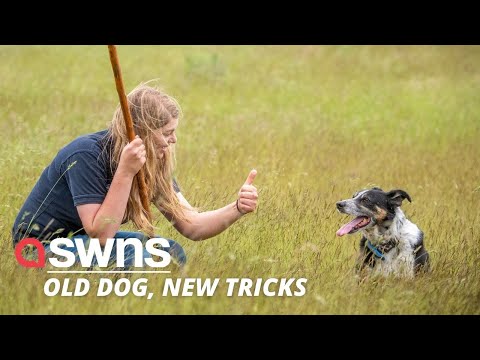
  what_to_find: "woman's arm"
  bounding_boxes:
[77,137,146,246]
[161,170,258,241]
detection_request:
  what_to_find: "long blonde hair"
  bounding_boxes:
[106,82,186,233]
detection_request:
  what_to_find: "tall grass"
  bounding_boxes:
[1,45,479,314]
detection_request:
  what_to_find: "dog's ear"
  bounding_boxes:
[386,189,412,207]
[371,187,383,191]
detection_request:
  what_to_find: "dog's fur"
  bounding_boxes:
[336,187,429,278]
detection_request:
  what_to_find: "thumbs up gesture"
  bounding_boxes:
[236,169,258,215]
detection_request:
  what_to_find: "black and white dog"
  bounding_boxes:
[336,187,429,278]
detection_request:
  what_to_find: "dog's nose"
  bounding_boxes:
[336,201,346,210]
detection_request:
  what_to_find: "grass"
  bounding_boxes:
[1,45,479,314]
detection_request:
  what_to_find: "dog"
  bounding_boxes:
[336,187,429,278]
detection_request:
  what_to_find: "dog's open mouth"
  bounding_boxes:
[336,216,371,236]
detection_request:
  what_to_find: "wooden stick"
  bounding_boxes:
[107,45,152,231]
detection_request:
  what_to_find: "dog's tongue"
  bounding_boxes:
[336,216,365,236]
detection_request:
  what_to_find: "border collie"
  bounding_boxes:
[336,187,429,278]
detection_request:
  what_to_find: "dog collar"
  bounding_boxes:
[366,240,386,260]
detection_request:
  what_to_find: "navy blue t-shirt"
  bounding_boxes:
[12,130,180,244]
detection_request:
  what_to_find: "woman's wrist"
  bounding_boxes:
[236,199,246,215]
[115,165,135,181]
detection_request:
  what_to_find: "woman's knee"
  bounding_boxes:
[142,238,186,267]
[166,239,187,266]
[113,233,187,267]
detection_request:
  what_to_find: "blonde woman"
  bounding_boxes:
[13,83,258,267]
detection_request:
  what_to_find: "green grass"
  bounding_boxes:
[1,45,479,314]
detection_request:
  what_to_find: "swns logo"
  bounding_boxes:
[15,237,171,268]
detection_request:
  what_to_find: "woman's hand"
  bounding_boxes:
[117,135,147,178]
[237,169,258,215]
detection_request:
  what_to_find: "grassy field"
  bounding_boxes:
[1,45,479,314]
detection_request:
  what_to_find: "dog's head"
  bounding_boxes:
[335,187,411,236]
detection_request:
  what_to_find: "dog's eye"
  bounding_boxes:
[361,197,370,204]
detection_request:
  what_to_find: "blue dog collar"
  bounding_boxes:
[366,240,386,261]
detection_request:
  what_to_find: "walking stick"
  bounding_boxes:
[107,45,153,235]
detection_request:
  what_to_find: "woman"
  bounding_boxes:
[12,82,258,267]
